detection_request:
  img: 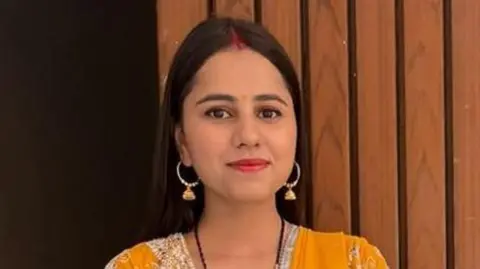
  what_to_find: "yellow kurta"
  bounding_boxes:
[106,226,389,268]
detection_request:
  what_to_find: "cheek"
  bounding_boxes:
[269,119,297,179]
[183,120,230,166]
[267,119,297,160]
[183,121,233,186]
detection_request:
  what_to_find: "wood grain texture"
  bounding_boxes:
[155,1,480,266]
[452,1,480,268]
[355,1,398,268]
[308,0,351,233]
[403,0,446,268]
[214,0,254,20]
[261,0,302,77]
[157,0,207,98]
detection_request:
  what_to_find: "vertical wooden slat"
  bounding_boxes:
[452,1,480,268]
[395,1,408,267]
[155,1,480,266]
[157,0,207,98]
[403,0,446,268]
[356,1,399,268]
[213,0,254,20]
[260,0,302,79]
[308,0,351,233]
[443,1,454,268]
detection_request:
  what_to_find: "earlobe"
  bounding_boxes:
[174,126,193,166]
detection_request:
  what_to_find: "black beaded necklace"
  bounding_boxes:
[194,219,286,269]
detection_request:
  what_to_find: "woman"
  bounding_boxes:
[106,17,389,269]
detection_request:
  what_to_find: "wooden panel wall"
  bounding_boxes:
[356,1,398,267]
[157,0,207,99]
[308,0,352,236]
[452,1,480,269]
[404,0,446,268]
[157,0,480,268]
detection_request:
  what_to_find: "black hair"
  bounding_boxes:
[143,16,312,240]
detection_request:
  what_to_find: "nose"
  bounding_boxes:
[232,115,260,148]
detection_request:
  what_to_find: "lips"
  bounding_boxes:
[227,158,270,173]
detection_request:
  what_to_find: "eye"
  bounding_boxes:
[258,108,282,119]
[205,108,232,119]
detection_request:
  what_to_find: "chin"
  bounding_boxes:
[204,176,282,204]
[224,187,276,203]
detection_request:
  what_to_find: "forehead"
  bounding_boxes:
[191,49,289,98]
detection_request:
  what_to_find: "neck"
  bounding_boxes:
[197,192,282,256]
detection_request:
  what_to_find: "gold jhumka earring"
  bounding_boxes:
[176,161,200,201]
[284,161,300,201]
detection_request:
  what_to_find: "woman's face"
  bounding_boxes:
[176,48,297,203]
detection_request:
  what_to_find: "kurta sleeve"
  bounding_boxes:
[345,236,390,269]
[105,243,158,269]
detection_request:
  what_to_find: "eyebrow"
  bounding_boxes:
[196,94,235,105]
[195,93,288,106]
[254,94,288,106]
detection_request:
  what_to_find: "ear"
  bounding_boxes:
[174,125,193,166]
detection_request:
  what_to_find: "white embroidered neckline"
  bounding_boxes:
[146,223,300,269]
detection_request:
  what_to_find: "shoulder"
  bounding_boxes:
[297,227,389,268]
[342,234,389,268]
[105,241,157,269]
[105,233,192,269]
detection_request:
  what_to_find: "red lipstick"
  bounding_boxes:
[227,158,270,173]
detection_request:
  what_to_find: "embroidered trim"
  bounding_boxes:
[348,242,360,266]
[143,224,300,269]
[279,223,299,269]
[146,233,194,268]
[180,234,196,269]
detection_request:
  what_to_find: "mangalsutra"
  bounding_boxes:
[194,219,286,269]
